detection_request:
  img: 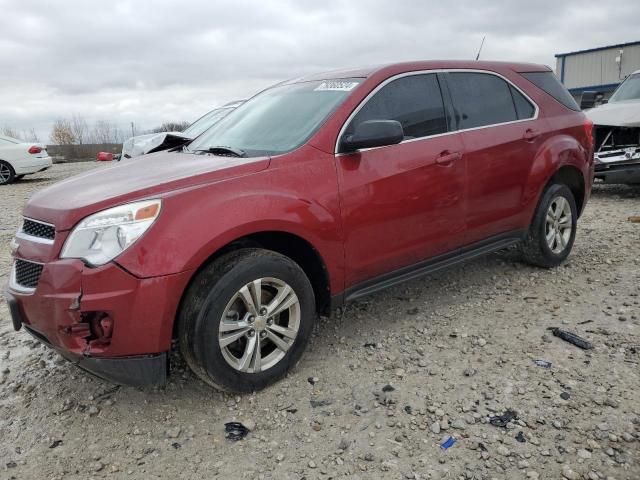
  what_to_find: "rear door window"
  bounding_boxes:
[343,73,448,143]
[446,72,519,129]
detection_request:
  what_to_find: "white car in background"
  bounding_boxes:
[585,70,640,184]
[0,135,52,185]
[121,100,244,160]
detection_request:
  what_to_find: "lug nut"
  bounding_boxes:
[248,315,255,323]
[259,307,267,315]
[248,330,255,337]
[267,318,273,325]
[260,331,267,338]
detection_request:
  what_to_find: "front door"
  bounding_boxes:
[335,73,467,288]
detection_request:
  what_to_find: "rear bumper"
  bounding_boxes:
[14,156,53,175]
[594,162,640,184]
[4,258,192,387]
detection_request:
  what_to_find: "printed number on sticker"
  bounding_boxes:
[314,81,359,92]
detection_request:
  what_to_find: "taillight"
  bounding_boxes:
[583,118,594,148]
[28,146,42,154]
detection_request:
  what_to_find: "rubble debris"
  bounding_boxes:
[224,422,249,441]
[628,216,640,223]
[381,384,395,392]
[560,392,571,400]
[440,436,456,450]
[515,431,526,443]
[549,327,593,350]
[310,398,333,408]
[533,359,552,369]
[489,409,518,428]
[49,439,63,449]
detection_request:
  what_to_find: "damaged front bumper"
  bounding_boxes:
[593,124,640,184]
[4,256,191,387]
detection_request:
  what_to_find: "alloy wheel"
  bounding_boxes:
[0,163,11,184]
[545,196,572,254]
[218,277,300,373]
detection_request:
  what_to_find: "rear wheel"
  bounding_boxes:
[520,183,577,268]
[0,161,15,185]
[178,249,316,392]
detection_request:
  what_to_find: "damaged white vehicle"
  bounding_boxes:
[585,70,640,184]
[121,100,244,160]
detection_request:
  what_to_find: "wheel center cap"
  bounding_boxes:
[254,317,267,331]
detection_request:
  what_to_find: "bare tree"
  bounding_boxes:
[71,115,88,145]
[90,120,125,144]
[151,121,190,133]
[1,126,20,138]
[50,118,76,145]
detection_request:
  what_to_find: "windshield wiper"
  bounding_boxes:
[191,146,246,158]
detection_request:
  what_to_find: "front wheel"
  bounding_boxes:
[178,249,316,392]
[520,183,577,268]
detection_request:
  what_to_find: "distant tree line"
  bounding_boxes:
[2,115,190,146]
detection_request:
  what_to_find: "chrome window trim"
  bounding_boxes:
[8,259,43,295]
[334,68,540,156]
[19,217,55,245]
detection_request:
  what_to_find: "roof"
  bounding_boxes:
[555,40,640,58]
[288,60,550,83]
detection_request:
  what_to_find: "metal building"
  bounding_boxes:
[555,40,640,102]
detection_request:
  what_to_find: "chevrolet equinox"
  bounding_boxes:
[5,61,594,392]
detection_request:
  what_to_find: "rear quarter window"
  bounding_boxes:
[520,72,580,111]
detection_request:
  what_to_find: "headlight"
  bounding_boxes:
[61,199,162,266]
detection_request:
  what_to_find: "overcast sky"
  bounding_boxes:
[1,0,639,142]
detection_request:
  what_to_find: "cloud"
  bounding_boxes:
[0,0,638,141]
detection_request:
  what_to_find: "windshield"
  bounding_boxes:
[609,73,640,102]
[187,79,362,157]
[182,107,235,138]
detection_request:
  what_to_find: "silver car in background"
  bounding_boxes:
[121,100,244,160]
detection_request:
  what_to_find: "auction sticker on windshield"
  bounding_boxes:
[314,81,359,91]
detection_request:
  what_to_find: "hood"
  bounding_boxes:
[585,100,640,127]
[122,132,189,158]
[24,151,270,230]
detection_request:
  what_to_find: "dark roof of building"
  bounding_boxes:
[555,40,640,58]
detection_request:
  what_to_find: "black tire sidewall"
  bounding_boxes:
[190,251,316,392]
[535,183,577,264]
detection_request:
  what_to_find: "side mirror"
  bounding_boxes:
[340,120,404,153]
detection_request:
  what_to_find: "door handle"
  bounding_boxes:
[523,128,541,142]
[435,151,461,166]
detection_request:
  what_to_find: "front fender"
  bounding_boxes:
[115,148,345,293]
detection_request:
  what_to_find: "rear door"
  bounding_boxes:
[444,71,545,244]
[336,72,467,287]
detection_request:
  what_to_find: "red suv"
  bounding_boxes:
[5,61,594,392]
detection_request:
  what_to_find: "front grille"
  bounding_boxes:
[14,259,44,289]
[22,218,55,240]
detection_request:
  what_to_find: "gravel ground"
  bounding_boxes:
[1,162,639,480]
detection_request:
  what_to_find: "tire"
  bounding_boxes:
[520,183,577,268]
[178,248,317,392]
[0,161,15,185]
